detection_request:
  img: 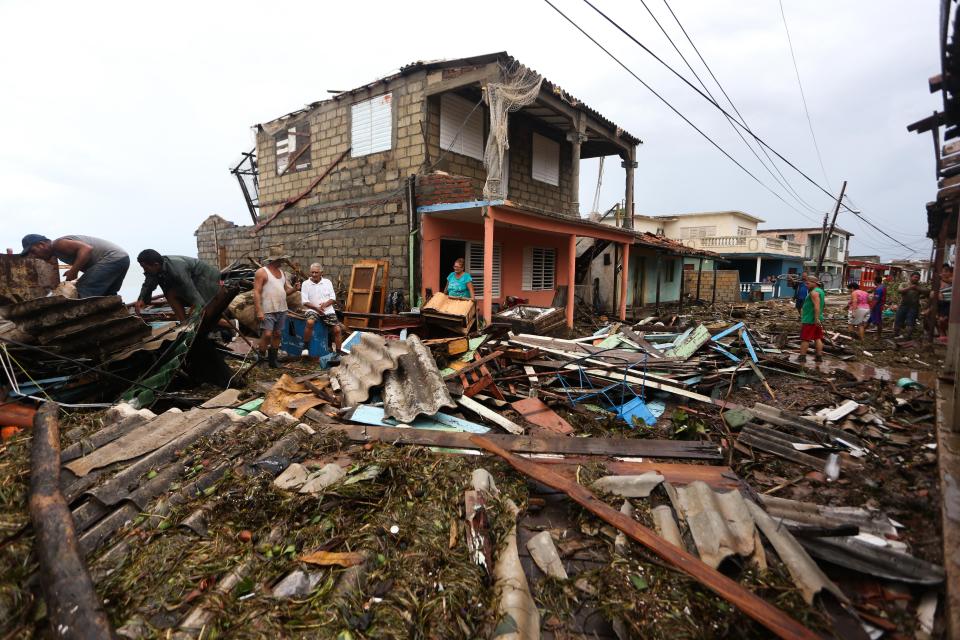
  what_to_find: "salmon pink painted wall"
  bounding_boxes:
[420,214,571,308]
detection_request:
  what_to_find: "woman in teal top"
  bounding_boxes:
[444,258,475,299]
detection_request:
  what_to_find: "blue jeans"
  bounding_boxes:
[894,305,918,337]
[76,256,130,298]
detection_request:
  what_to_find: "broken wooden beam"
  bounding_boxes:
[29,402,113,639]
[320,422,721,460]
[469,435,820,640]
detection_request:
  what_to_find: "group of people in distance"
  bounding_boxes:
[791,267,954,363]
[19,233,346,369]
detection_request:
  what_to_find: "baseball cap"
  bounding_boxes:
[20,234,50,255]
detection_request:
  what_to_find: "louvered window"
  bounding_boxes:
[522,247,556,291]
[466,241,501,298]
[531,133,560,186]
[440,93,484,160]
[351,93,392,157]
[275,122,312,175]
[680,226,717,239]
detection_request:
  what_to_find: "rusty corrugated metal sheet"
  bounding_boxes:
[0,255,59,304]
[383,335,454,423]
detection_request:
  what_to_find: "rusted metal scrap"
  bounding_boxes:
[29,402,113,639]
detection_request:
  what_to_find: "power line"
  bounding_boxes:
[658,0,825,217]
[539,0,828,222]
[778,0,832,189]
[569,0,917,253]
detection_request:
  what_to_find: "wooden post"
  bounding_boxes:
[945,208,960,388]
[622,149,637,230]
[566,234,577,328]
[712,267,718,308]
[483,207,495,323]
[619,242,630,321]
[928,223,948,342]
[30,403,114,639]
[655,253,662,315]
[696,257,704,302]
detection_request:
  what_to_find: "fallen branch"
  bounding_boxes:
[470,434,820,640]
[29,402,113,639]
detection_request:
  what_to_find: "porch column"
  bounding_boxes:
[622,147,637,230]
[566,235,577,328]
[567,114,586,216]
[655,253,662,315]
[696,257,704,301]
[755,256,762,282]
[619,242,630,321]
[483,207,495,323]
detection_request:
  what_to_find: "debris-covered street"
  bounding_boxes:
[2,4,960,639]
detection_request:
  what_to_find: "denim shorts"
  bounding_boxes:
[261,311,287,332]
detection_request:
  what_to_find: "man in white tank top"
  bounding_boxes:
[253,255,294,368]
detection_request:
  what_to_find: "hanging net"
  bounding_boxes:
[483,62,543,199]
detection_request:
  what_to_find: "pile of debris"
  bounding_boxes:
[0,304,948,638]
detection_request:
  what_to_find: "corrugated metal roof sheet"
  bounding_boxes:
[383,334,455,423]
[332,333,407,408]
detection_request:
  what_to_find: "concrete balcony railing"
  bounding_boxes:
[685,235,805,256]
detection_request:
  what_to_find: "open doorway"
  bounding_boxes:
[439,239,466,292]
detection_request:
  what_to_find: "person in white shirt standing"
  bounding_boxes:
[300,262,343,356]
[253,254,294,368]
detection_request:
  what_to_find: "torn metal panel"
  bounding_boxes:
[738,424,827,470]
[746,500,848,605]
[332,332,407,408]
[674,481,755,568]
[383,334,456,423]
[759,495,899,538]
[798,535,945,585]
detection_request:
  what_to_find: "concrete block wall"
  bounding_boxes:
[416,172,479,206]
[683,269,740,304]
[424,94,576,216]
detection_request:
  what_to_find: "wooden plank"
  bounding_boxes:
[510,397,573,435]
[469,435,820,640]
[939,173,960,189]
[943,140,960,156]
[665,324,711,360]
[443,350,504,381]
[320,422,722,460]
[457,395,524,434]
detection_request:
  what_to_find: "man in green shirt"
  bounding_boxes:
[798,274,825,363]
[134,250,222,322]
[893,271,928,339]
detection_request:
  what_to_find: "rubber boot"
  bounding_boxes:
[268,348,279,368]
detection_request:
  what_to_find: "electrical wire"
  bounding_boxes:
[557,0,918,253]
[540,0,827,220]
[659,0,825,216]
[778,0,832,189]
[645,0,823,221]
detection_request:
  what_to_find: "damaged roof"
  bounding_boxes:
[259,51,641,147]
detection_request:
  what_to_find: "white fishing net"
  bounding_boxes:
[483,62,543,199]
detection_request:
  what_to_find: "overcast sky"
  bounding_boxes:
[0,0,942,299]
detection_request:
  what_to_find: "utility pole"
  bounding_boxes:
[816,180,848,275]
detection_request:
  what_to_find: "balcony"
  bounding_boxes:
[684,235,805,257]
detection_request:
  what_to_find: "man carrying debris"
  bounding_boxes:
[797,274,825,363]
[893,271,927,339]
[134,250,222,322]
[300,263,343,356]
[253,255,295,368]
[21,234,130,298]
[792,271,808,318]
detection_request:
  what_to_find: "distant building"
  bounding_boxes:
[757,226,853,289]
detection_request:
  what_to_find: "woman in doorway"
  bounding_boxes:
[847,281,870,340]
[444,257,475,299]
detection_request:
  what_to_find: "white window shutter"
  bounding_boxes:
[523,247,555,291]
[466,242,500,298]
[531,133,560,186]
[522,247,533,290]
[351,93,393,157]
[440,94,483,160]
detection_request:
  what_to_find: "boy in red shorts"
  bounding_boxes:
[798,274,825,363]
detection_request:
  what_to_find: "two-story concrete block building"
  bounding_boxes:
[196,52,686,326]
[756,226,853,290]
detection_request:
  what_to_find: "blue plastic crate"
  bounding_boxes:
[280,315,331,358]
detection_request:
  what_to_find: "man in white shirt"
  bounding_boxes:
[300,262,343,356]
